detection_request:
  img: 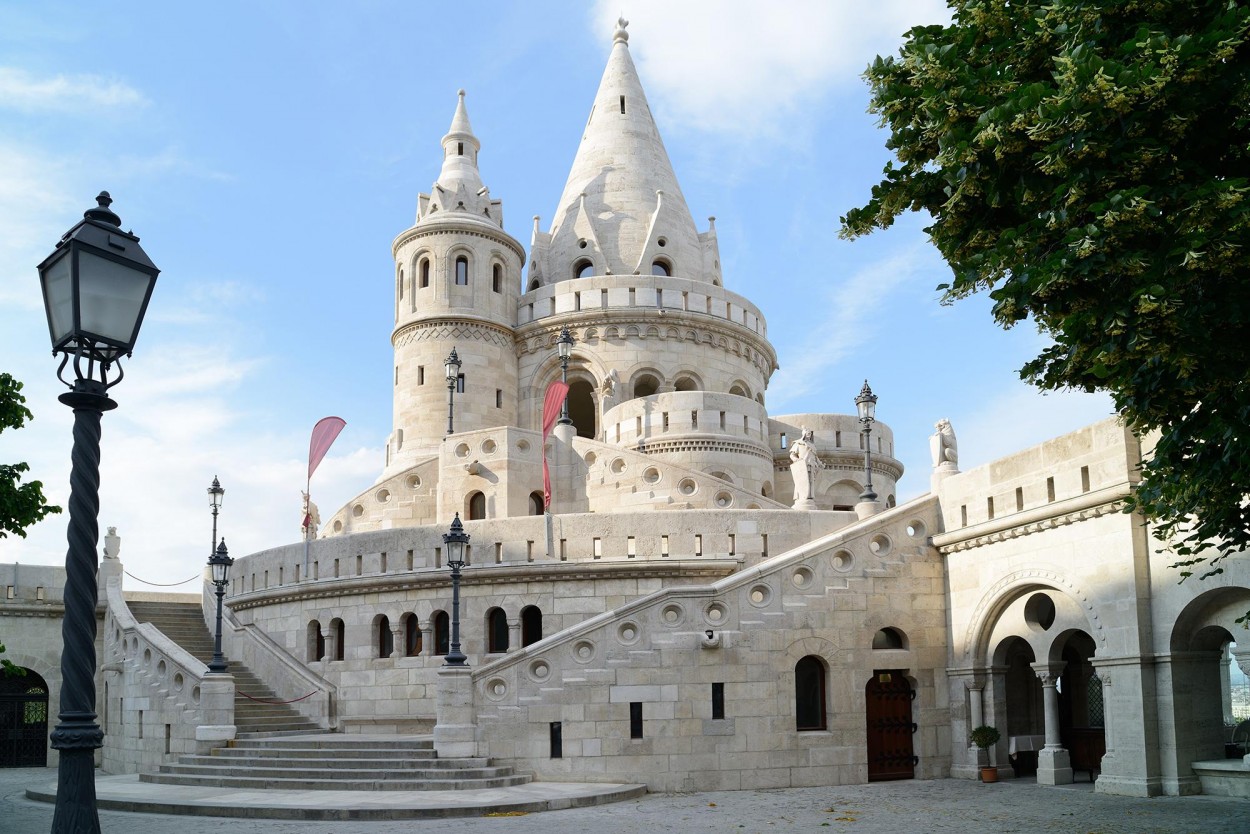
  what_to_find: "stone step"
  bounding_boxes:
[229,737,435,751]
[160,761,516,779]
[139,772,532,791]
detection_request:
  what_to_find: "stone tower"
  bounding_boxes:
[387,91,525,477]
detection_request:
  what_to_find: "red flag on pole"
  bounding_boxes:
[308,416,346,481]
[540,382,569,509]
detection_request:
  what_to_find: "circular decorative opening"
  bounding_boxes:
[528,660,550,682]
[573,639,596,663]
[792,567,814,589]
[157,659,167,678]
[643,467,661,484]
[678,478,697,496]
[516,439,531,453]
[715,491,733,508]
[660,604,684,626]
[610,458,627,475]
[1025,593,1057,631]
[869,534,892,557]
[617,621,640,645]
[191,685,201,705]
[173,672,184,692]
[352,504,365,518]
[143,648,152,666]
[704,602,727,624]
[375,488,391,503]
[906,520,927,539]
[406,474,421,489]
[455,443,471,458]
[485,678,508,700]
[482,439,498,455]
[831,549,854,572]
[657,237,667,247]
[583,451,597,466]
[578,239,588,249]
[334,520,343,533]
[748,585,772,607]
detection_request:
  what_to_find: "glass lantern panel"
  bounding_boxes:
[42,254,74,345]
[77,250,152,347]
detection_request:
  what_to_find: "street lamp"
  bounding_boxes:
[208,476,224,555]
[37,191,159,833]
[556,326,574,425]
[206,540,234,674]
[444,347,462,435]
[442,513,470,667]
[855,380,878,503]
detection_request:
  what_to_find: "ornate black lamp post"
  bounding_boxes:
[206,540,234,674]
[442,514,470,666]
[444,347,462,436]
[855,380,878,503]
[37,192,159,834]
[556,326,574,425]
[207,476,224,554]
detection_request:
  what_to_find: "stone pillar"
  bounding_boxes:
[419,620,431,657]
[1221,644,1234,724]
[433,665,478,758]
[326,629,341,663]
[854,499,880,520]
[195,674,236,754]
[390,624,404,659]
[507,618,521,653]
[947,667,988,780]
[1033,662,1073,785]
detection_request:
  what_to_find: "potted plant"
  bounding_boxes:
[970,725,1001,783]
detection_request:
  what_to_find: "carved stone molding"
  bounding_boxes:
[938,501,1124,554]
[393,320,514,351]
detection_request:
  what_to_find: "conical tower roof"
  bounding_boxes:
[415,89,503,229]
[544,18,702,279]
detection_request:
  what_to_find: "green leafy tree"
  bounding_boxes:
[842,1,1250,604]
[1,372,60,539]
[1,640,24,677]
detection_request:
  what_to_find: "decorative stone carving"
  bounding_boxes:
[103,527,120,560]
[931,418,959,469]
[301,491,320,541]
[789,428,821,509]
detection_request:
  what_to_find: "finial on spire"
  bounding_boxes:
[614,17,629,44]
[458,88,466,99]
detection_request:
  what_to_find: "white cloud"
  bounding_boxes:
[0,67,148,112]
[592,1,950,136]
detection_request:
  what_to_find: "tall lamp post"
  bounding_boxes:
[855,380,878,503]
[37,192,160,834]
[208,476,224,554]
[556,326,574,425]
[442,514,470,666]
[206,540,234,674]
[444,347,461,436]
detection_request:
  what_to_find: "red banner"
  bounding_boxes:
[307,416,346,482]
[541,382,569,509]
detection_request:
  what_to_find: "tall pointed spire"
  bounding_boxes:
[416,89,502,228]
[541,18,703,281]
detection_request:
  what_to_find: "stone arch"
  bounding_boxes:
[963,571,1105,663]
[307,619,325,661]
[630,370,662,399]
[400,612,422,657]
[446,245,474,287]
[672,372,702,392]
[431,610,450,656]
[466,491,486,520]
[373,613,393,658]
[824,480,861,512]
[485,606,509,653]
[728,380,751,399]
[521,605,543,647]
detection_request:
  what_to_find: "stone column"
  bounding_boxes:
[326,628,341,663]
[194,674,236,754]
[390,624,404,659]
[507,618,521,653]
[418,620,431,657]
[433,665,478,758]
[1033,662,1073,785]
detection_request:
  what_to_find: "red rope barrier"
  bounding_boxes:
[123,570,200,587]
[238,689,320,705]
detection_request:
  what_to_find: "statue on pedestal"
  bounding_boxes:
[789,428,821,508]
[931,418,959,469]
[301,491,320,541]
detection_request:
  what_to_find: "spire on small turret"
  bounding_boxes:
[417,89,503,227]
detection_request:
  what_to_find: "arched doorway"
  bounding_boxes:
[467,491,486,520]
[1057,630,1105,780]
[865,670,916,781]
[794,655,827,731]
[0,669,49,767]
[568,379,596,439]
[996,635,1043,775]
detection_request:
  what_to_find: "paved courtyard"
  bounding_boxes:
[2,767,1245,834]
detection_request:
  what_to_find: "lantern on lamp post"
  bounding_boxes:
[37,191,160,833]
[208,476,224,555]
[556,326,574,426]
[442,514,470,667]
[444,347,462,436]
[855,380,878,503]
[206,540,234,674]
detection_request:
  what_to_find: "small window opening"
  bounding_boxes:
[1046,476,1056,502]
[418,365,425,385]
[492,264,503,293]
[712,682,725,719]
[620,95,626,114]
[1015,487,1024,511]
[550,721,563,758]
[629,701,643,738]
[455,256,469,285]
[1081,465,1091,492]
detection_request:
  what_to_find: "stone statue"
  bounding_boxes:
[601,368,619,398]
[789,428,820,507]
[931,419,959,468]
[301,491,320,541]
[103,527,120,560]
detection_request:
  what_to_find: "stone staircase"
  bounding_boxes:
[126,600,321,736]
[141,735,533,791]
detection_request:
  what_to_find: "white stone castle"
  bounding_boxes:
[4,20,1250,801]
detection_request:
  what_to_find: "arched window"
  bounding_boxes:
[872,627,907,650]
[633,374,660,398]
[492,264,503,293]
[528,278,541,292]
[307,619,325,662]
[486,607,509,653]
[468,491,486,520]
[521,605,542,647]
[674,376,697,392]
[795,655,827,731]
[455,256,469,285]
[330,618,345,661]
[729,383,749,398]
[651,259,671,276]
[402,613,421,657]
[419,258,430,289]
[397,268,404,300]
[376,614,393,658]
[433,611,450,655]
[529,491,545,515]
[574,259,594,279]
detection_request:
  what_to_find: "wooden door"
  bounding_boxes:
[865,671,915,781]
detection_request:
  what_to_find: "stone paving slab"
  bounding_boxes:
[5,767,1247,833]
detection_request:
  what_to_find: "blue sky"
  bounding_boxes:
[0,1,1114,588]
